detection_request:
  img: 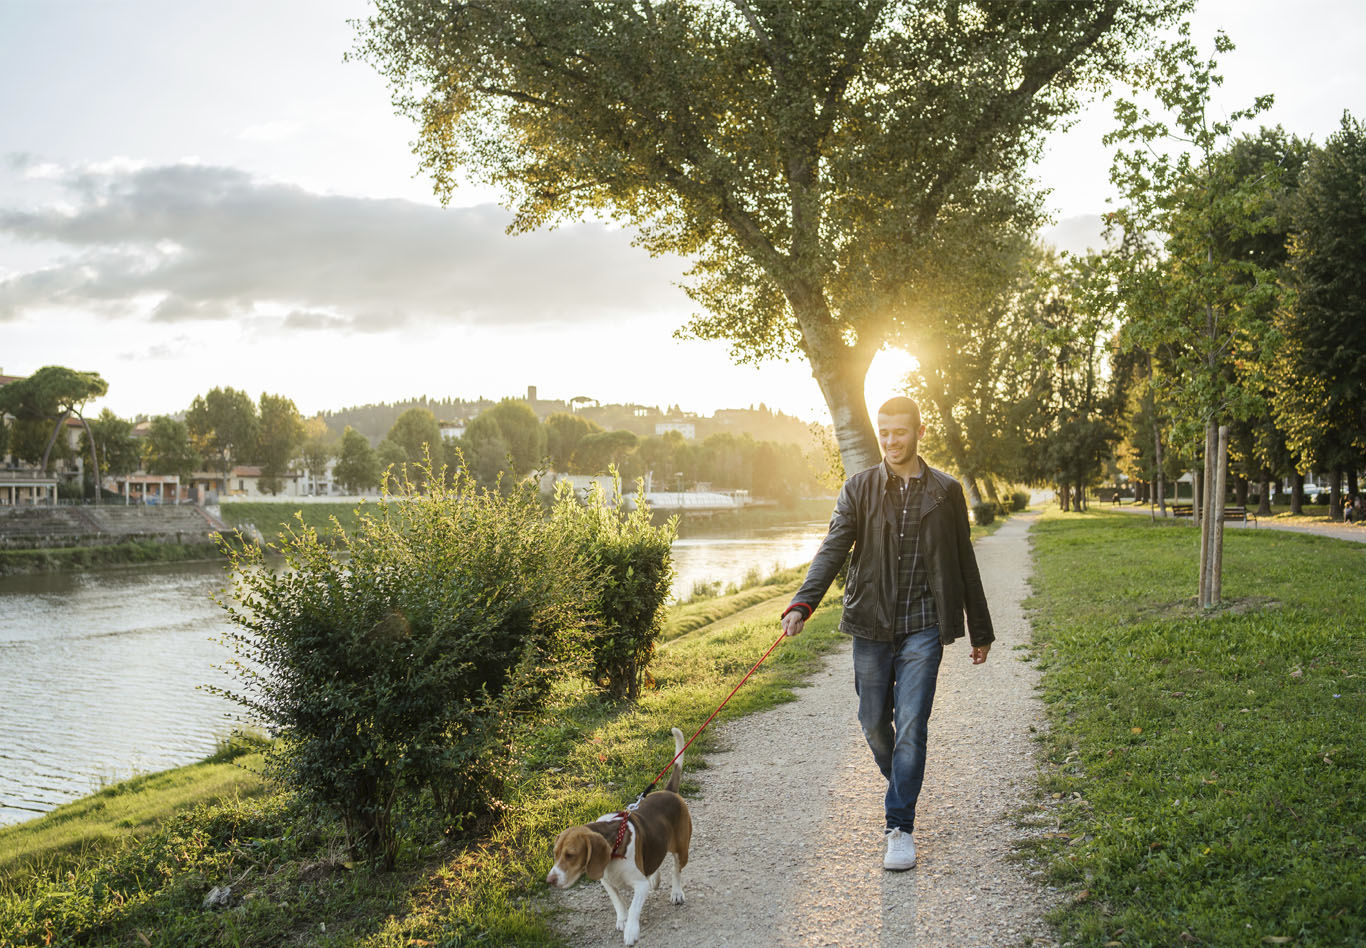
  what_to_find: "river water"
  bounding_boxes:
[0,519,827,826]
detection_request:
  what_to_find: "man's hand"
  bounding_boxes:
[970,643,991,665]
[782,611,806,637]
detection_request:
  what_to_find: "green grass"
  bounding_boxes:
[0,739,268,894]
[0,539,224,575]
[218,501,367,542]
[1025,509,1365,947]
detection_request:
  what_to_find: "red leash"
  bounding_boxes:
[631,628,789,806]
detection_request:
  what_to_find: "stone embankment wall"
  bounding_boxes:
[0,505,230,550]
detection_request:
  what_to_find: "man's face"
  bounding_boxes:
[877,412,924,467]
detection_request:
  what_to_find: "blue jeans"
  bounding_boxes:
[852,627,943,833]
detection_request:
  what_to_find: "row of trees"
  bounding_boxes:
[332,400,827,500]
[891,31,1364,607]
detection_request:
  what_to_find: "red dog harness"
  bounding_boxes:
[610,811,631,859]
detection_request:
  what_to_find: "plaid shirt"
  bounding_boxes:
[888,460,938,636]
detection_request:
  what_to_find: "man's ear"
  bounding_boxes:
[917,424,927,438]
[586,833,611,880]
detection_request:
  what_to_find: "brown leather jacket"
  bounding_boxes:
[785,461,994,646]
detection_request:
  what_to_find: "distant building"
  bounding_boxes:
[655,421,696,440]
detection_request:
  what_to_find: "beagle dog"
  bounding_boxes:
[546,727,691,946]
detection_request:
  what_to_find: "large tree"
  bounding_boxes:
[335,426,382,493]
[483,399,547,476]
[544,411,603,471]
[386,406,443,466]
[142,415,202,482]
[300,417,337,495]
[256,393,306,495]
[1273,113,1366,518]
[357,0,1184,474]
[84,410,140,494]
[0,366,109,501]
[187,387,260,482]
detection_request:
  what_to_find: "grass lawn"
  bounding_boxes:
[1025,509,1364,947]
[0,740,267,894]
[218,501,367,541]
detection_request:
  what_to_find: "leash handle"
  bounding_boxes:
[647,628,788,791]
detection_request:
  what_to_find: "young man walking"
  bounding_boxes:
[781,396,993,871]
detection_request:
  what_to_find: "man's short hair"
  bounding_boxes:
[877,396,921,428]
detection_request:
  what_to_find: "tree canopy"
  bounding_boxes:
[357,0,1185,474]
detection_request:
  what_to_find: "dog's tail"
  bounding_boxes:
[666,727,685,794]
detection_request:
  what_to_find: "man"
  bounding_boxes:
[781,396,993,871]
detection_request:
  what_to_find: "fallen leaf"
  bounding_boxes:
[1075,889,1090,901]
[1262,938,1292,945]
[1131,726,1143,734]
[137,934,151,948]
[1180,932,1199,943]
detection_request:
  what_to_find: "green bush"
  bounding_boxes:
[554,474,676,701]
[1011,490,1029,511]
[215,463,591,868]
[971,501,996,526]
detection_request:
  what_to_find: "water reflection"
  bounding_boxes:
[0,519,827,825]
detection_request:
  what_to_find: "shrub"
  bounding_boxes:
[215,462,590,868]
[554,474,676,701]
[971,502,996,526]
[1011,490,1029,511]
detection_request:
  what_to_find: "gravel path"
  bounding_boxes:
[550,511,1059,948]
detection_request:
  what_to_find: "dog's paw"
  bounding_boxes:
[615,916,626,932]
[623,921,640,945]
[671,889,686,906]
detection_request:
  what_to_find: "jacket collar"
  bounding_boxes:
[879,457,948,511]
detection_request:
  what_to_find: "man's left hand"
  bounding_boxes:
[970,643,991,665]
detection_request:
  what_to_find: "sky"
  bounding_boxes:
[2,0,1363,425]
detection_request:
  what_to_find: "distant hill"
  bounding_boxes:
[318,394,820,448]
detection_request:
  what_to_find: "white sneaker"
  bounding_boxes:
[884,828,916,871]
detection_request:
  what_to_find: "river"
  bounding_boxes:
[0,518,827,826]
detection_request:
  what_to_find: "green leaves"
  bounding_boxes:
[216,462,594,867]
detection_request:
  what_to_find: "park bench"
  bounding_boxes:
[1166,502,1256,526]
[1223,505,1258,527]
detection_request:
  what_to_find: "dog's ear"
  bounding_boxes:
[586,832,611,880]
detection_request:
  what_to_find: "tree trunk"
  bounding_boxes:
[1330,468,1344,520]
[984,478,1001,506]
[809,344,880,477]
[1199,423,1217,608]
[39,410,72,474]
[1234,475,1248,505]
[1349,468,1360,497]
[1291,470,1304,515]
[1076,474,1087,511]
[77,412,101,506]
[1210,425,1230,606]
[1059,482,1070,512]
[1256,469,1272,517]
[1153,425,1166,515]
[930,392,983,505]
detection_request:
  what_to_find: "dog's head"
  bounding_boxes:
[546,825,611,887]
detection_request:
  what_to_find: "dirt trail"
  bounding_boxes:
[551,511,1059,948]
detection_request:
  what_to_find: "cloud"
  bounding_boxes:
[0,162,689,330]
